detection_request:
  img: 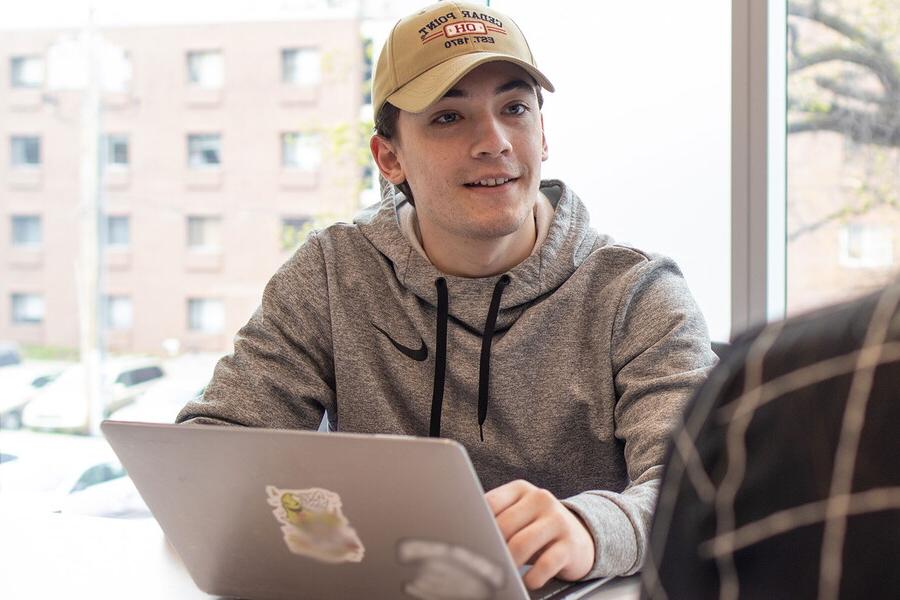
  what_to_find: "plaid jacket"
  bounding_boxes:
[642,281,900,600]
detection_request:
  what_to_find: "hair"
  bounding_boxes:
[374,79,545,206]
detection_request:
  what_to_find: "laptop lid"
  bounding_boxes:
[102,420,537,600]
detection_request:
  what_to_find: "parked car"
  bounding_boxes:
[109,353,218,423]
[58,474,151,519]
[0,342,22,367]
[22,359,165,433]
[0,363,67,429]
[0,430,127,515]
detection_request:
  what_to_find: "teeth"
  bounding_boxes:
[475,178,510,187]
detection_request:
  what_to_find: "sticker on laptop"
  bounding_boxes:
[397,538,504,599]
[266,485,365,563]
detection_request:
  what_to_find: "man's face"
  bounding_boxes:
[381,61,548,243]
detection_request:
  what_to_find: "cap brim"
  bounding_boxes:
[386,53,555,114]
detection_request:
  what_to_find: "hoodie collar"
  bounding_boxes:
[356,179,603,334]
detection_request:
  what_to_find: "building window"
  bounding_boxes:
[11,216,41,247]
[10,136,41,167]
[10,56,44,88]
[187,298,224,333]
[281,132,321,171]
[103,295,133,330]
[362,38,374,105]
[187,50,224,88]
[280,216,312,251]
[102,134,129,167]
[188,134,221,168]
[282,48,320,86]
[105,216,130,247]
[839,223,894,269]
[11,293,44,325]
[187,216,222,251]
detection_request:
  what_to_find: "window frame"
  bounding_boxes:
[730,0,787,337]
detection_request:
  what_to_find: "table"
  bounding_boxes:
[0,512,641,599]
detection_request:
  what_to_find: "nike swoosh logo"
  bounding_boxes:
[372,323,428,362]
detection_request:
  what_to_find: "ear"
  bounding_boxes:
[540,113,548,162]
[370,135,406,185]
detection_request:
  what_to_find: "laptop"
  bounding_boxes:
[101,421,611,600]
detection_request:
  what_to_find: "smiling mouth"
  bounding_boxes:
[464,177,518,188]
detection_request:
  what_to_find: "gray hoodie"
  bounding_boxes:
[177,180,715,578]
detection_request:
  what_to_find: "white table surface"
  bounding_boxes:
[0,512,640,599]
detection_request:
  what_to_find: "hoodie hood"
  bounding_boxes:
[355,179,609,334]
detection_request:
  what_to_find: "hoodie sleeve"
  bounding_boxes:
[176,232,335,429]
[561,254,716,578]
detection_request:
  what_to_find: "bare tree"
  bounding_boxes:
[787,0,899,242]
[788,0,900,146]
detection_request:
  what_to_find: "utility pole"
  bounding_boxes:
[68,11,105,436]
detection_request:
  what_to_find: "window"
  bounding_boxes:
[282,48,321,86]
[105,216,130,247]
[281,216,312,250]
[10,56,44,88]
[102,135,129,167]
[103,295,133,330]
[186,50,224,88]
[11,293,44,324]
[839,223,894,269]
[187,299,224,333]
[281,132,321,171]
[187,216,222,251]
[785,0,900,315]
[188,134,221,168]
[11,216,41,247]
[361,38,374,105]
[10,136,40,167]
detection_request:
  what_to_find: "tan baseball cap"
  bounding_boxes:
[372,1,555,115]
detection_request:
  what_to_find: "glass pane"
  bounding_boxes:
[187,50,224,87]
[282,47,320,85]
[187,134,221,167]
[12,216,42,246]
[105,216,130,246]
[10,136,41,166]
[10,55,44,87]
[281,132,321,170]
[786,0,900,315]
[103,134,129,166]
[187,216,221,250]
[493,0,732,341]
[11,294,45,324]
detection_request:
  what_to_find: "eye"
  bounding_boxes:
[432,112,460,125]
[505,103,528,116]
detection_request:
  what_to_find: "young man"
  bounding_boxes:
[177,1,715,590]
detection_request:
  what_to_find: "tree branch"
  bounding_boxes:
[813,75,890,105]
[788,1,884,51]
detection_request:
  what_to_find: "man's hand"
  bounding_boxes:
[485,480,595,590]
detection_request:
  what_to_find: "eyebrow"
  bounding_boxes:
[441,78,536,100]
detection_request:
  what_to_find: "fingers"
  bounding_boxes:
[486,481,596,591]
[507,517,556,566]
[484,479,531,516]
[523,542,571,590]
[494,487,556,543]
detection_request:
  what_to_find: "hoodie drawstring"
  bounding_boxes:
[428,275,510,442]
[477,275,510,441]
[429,278,449,437]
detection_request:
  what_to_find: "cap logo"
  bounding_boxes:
[419,10,507,43]
[444,21,487,39]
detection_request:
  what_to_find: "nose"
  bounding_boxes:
[471,116,512,159]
